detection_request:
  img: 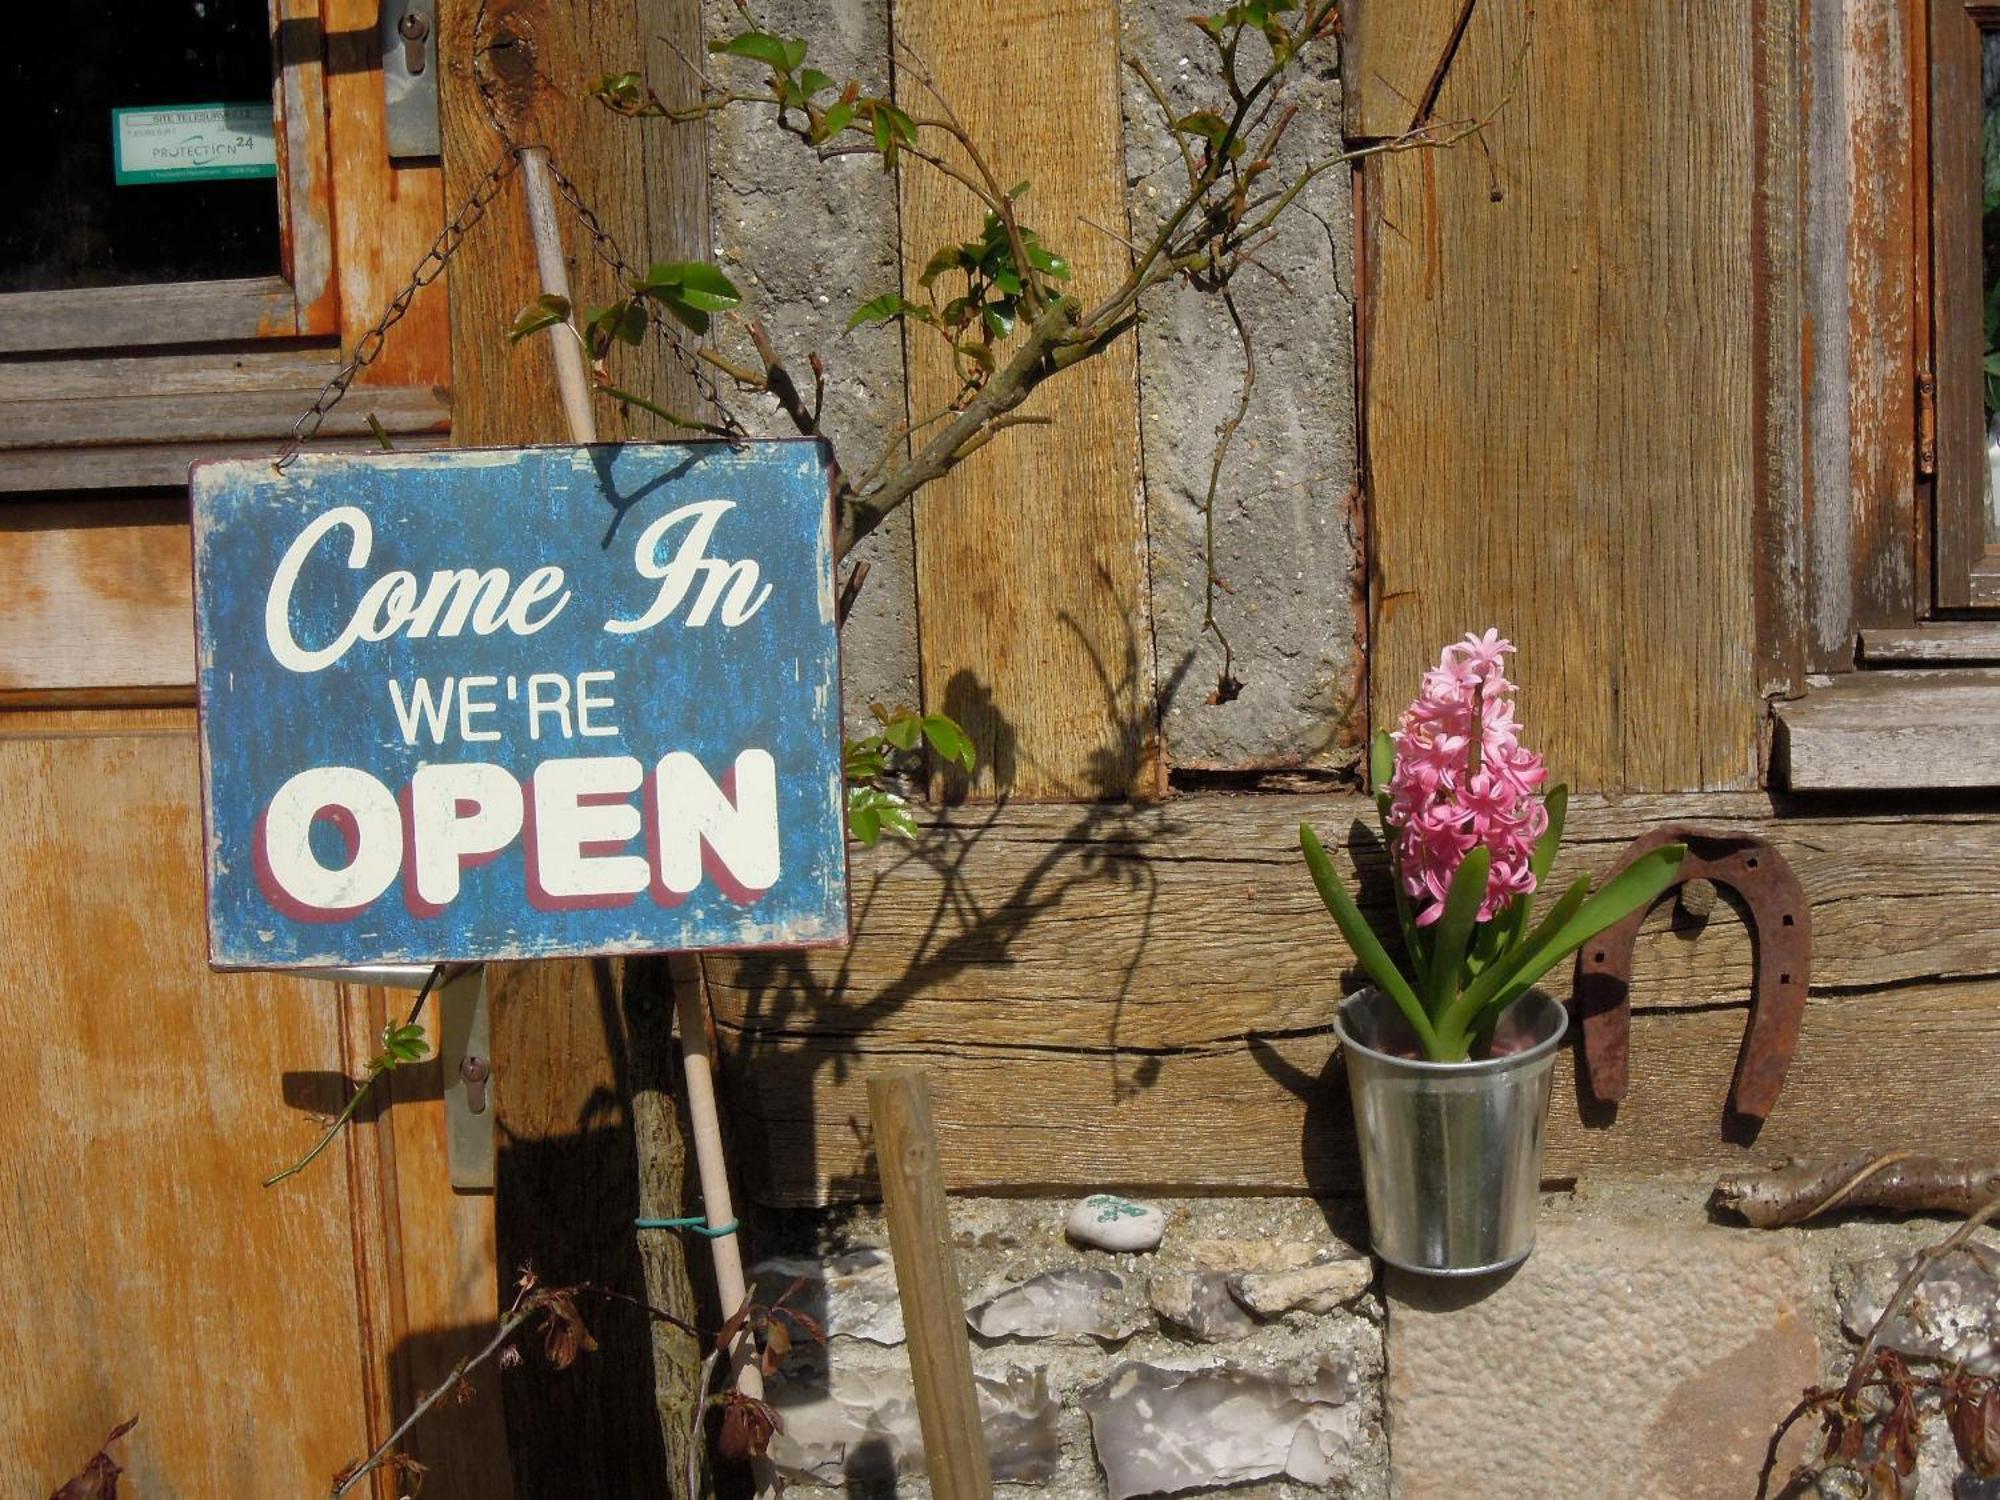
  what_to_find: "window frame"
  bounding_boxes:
[0,0,352,494]
[1929,0,2000,608]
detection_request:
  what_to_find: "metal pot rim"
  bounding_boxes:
[1332,987,1569,1076]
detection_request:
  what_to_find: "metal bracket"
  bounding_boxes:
[380,0,441,161]
[1575,826,1811,1121]
[438,965,494,1192]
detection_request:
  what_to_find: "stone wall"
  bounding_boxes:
[744,1181,2000,1499]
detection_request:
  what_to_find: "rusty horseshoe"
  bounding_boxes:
[1574,827,1810,1121]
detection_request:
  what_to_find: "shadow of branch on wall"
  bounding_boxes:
[719,576,1205,1201]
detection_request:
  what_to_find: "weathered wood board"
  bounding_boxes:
[0,714,376,1495]
[190,443,844,966]
[706,792,2000,1203]
[896,0,1157,801]
[1775,670,2000,788]
[1361,0,1761,791]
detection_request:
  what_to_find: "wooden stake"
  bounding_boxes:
[517,145,598,445]
[867,1069,993,1499]
[518,159,773,1498]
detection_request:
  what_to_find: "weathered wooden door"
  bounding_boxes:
[0,0,507,1492]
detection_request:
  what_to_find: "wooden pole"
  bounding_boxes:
[518,164,773,1499]
[517,146,598,444]
[867,1070,993,1500]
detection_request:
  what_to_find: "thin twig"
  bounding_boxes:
[331,1282,545,1498]
[1753,1193,2000,1499]
[1199,290,1255,690]
[837,559,872,627]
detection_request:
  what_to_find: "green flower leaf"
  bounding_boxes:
[1299,822,1437,1055]
[506,293,571,343]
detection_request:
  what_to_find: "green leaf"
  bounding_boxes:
[1500,782,1567,954]
[848,798,881,845]
[847,785,920,845]
[1368,728,1395,791]
[506,293,571,343]
[957,339,996,374]
[882,712,922,751]
[1439,875,1590,1044]
[1451,843,1688,1042]
[920,713,976,772]
[1299,823,1438,1056]
[814,99,857,142]
[1423,845,1490,1030]
[842,736,888,783]
[981,301,1017,338]
[1026,244,1072,280]
[921,245,972,287]
[847,292,923,331]
[711,31,800,72]
[880,103,919,146]
[799,68,837,99]
[634,261,741,312]
[871,107,894,156]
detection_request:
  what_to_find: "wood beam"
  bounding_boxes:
[706,791,2000,1202]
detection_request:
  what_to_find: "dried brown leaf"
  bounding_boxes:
[49,1416,138,1500]
[540,1291,599,1371]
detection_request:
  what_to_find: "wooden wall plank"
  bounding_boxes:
[1362,0,1760,791]
[1342,0,1475,138]
[440,0,708,447]
[0,719,375,1494]
[896,0,1157,800]
[1775,668,2000,788]
[0,278,300,355]
[0,498,195,695]
[0,386,448,449]
[705,790,2000,1202]
[376,995,515,1496]
[1930,0,1985,609]
[1841,0,1920,633]
[1753,0,1808,699]
[717,985,2000,1201]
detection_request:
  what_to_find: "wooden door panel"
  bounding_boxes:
[0,711,378,1495]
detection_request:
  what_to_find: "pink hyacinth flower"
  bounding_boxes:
[1385,632,1549,927]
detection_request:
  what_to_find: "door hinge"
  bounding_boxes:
[1917,366,1937,477]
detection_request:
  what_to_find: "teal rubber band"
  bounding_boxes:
[635,1215,739,1238]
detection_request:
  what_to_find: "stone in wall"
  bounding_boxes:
[705,0,919,736]
[752,1248,904,1345]
[1122,1,1361,772]
[1149,1269,1259,1343]
[1842,1246,2000,1376]
[768,1357,1060,1485]
[968,1269,1150,1343]
[1081,1357,1365,1499]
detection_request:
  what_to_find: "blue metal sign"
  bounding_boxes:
[191,441,847,968]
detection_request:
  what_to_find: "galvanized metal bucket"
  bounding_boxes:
[1333,988,1568,1277]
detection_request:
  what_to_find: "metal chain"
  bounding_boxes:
[536,153,748,437]
[275,148,523,472]
[276,142,752,472]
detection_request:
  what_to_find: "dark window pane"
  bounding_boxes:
[0,1,281,293]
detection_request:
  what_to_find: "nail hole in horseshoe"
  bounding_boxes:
[1780,972,1791,984]
[1747,856,1760,869]
[1593,950,1606,963]
[1781,913,1794,926]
